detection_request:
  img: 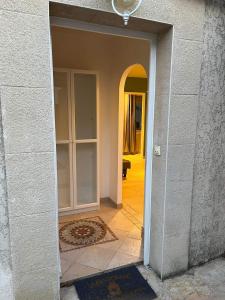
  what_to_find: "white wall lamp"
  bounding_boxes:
[112,0,143,25]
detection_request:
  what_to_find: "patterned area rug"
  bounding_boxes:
[59,216,118,252]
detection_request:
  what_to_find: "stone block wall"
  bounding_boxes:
[0,2,60,299]
[190,0,225,266]
[3,0,225,298]
[0,98,13,299]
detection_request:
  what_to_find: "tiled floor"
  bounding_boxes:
[123,154,145,226]
[59,200,143,283]
[59,153,145,283]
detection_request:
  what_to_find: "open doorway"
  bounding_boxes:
[51,19,155,284]
[121,65,147,231]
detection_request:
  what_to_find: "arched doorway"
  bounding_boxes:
[117,62,156,267]
[117,64,148,214]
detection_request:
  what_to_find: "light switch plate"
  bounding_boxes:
[154,145,161,156]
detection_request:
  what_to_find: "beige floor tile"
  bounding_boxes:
[108,213,135,231]
[98,211,117,223]
[118,237,143,257]
[136,213,143,223]
[59,209,102,223]
[61,248,85,267]
[123,154,145,213]
[61,262,101,283]
[61,257,72,275]
[113,228,130,239]
[127,227,142,240]
[96,238,124,251]
[107,251,142,269]
[59,214,78,223]
[78,246,116,270]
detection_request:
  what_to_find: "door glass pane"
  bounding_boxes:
[56,144,71,209]
[74,73,96,139]
[54,71,69,140]
[76,143,97,205]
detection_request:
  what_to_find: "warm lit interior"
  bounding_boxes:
[51,26,149,283]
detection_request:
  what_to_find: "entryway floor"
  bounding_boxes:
[59,199,143,283]
[123,154,145,227]
[61,257,225,299]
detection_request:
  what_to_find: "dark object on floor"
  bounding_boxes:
[74,265,157,300]
[123,159,131,179]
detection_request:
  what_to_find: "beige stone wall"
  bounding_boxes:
[0,0,206,298]
[190,0,225,267]
[0,2,60,299]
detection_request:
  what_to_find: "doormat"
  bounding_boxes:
[59,216,118,252]
[74,265,157,300]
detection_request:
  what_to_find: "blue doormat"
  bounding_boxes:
[74,265,157,300]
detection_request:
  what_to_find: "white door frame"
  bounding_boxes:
[50,17,157,266]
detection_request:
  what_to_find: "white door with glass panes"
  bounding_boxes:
[54,69,99,213]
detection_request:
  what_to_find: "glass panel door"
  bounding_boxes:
[54,70,72,210]
[54,69,99,212]
[54,71,70,141]
[76,143,97,205]
[73,73,97,140]
[72,72,98,207]
[56,144,71,209]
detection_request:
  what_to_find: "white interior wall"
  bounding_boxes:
[51,27,149,202]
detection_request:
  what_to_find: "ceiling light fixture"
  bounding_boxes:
[111,0,143,26]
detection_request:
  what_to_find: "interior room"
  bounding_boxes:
[51,25,149,283]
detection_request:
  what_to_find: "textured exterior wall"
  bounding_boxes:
[0,0,207,298]
[0,99,13,299]
[190,0,225,266]
[0,2,60,299]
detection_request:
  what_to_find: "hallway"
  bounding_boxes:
[122,154,145,227]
